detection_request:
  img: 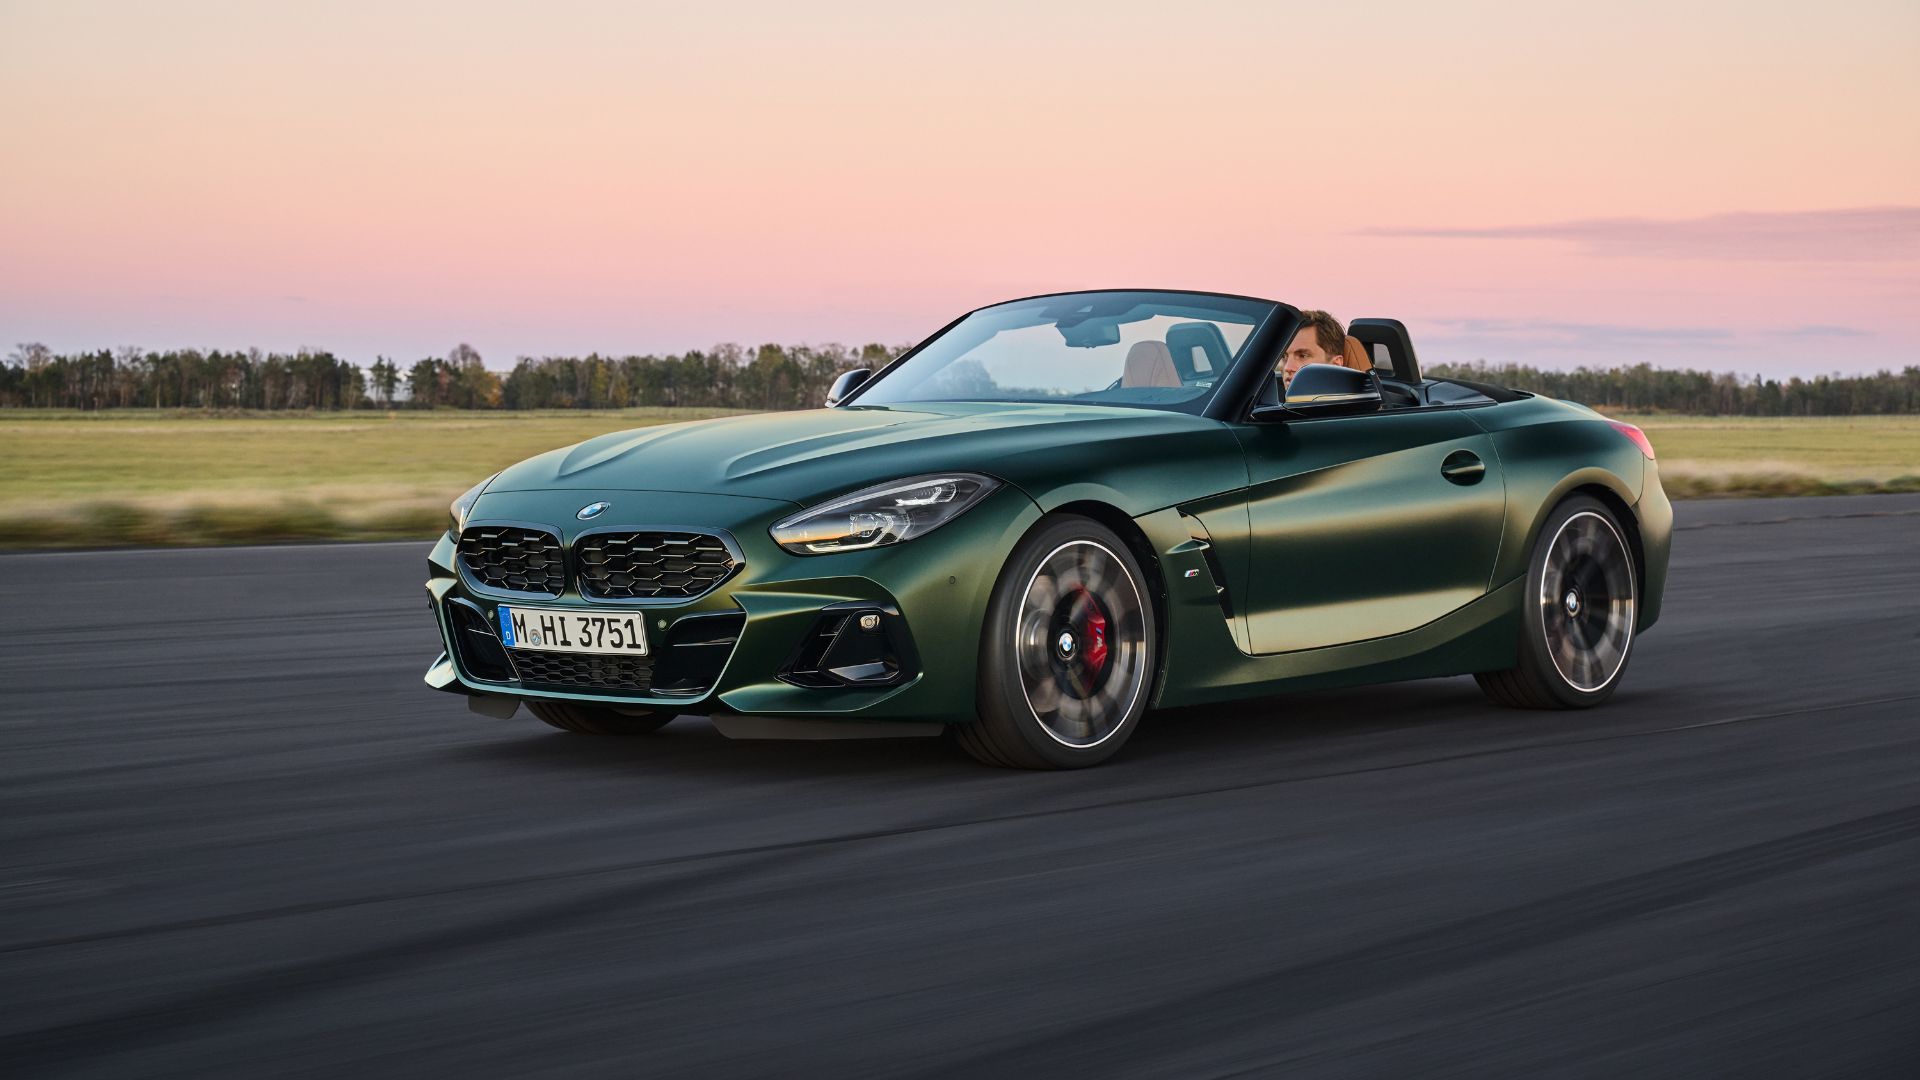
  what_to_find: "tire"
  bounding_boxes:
[953,516,1159,769]
[1476,494,1639,709]
[528,701,673,735]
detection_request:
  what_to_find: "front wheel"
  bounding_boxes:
[1476,495,1639,709]
[953,516,1158,769]
[528,701,673,735]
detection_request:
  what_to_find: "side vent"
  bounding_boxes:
[1178,513,1235,620]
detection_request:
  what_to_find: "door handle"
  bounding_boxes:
[1441,450,1486,485]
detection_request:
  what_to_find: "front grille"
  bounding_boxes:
[510,651,656,693]
[459,526,566,596]
[576,531,737,600]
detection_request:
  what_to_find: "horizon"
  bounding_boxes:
[8,335,1920,385]
[3,1,1916,378]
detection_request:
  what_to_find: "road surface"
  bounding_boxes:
[4,494,1918,1077]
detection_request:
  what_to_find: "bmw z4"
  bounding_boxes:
[425,290,1671,768]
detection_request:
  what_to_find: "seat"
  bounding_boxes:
[1121,341,1180,388]
[1341,335,1371,372]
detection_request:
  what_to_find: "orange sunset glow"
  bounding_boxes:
[3,0,1915,375]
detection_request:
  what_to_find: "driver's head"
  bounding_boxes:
[1281,310,1345,386]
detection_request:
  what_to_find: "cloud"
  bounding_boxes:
[1412,318,1886,373]
[1421,318,1737,353]
[1361,206,1920,262]
[1778,323,1870,338]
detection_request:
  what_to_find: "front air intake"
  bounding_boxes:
[780,604,917,688]
[446,600,517,682]
[650,612,747,696]
[511,652,656,694]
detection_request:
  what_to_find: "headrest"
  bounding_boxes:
[1121,341,1180,388]
[1348,318,1421,382]
[1342,335,1372,372]
[1165,321,1232,377]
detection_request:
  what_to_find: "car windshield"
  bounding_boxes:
[850,291,1275,413]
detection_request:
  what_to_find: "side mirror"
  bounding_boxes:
[1250,363,1382,422]
[825,367,872,408]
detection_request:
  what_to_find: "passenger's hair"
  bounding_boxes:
[1296,309,1345,358]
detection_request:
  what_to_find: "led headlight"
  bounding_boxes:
[448,473,499,534]
[771,474,999,555]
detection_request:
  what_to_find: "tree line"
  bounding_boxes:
[1424,361,1920,416]
[2,341,902,412]
[2,344,366,410]
[5,341,1918,415]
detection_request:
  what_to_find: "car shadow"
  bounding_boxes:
[454,716,963,780]
[447,675,1536,780]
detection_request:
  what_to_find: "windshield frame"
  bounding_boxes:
[841,289,1291,418]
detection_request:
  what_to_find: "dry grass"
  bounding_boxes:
[0,408,745,548]
[1608,413,1920,499]
[3,409,1917,548]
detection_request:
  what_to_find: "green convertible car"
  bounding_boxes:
[425,289,1671,768]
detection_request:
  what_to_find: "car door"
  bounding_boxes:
[1227,408,1507,654]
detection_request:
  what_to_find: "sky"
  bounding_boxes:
[2,0,1916,376]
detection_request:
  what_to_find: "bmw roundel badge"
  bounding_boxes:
[577,501,611,521]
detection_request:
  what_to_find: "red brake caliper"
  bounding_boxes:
[1081,590,1109,674]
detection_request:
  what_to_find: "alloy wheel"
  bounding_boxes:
[1013,540,1149,747]
[1539,510,1636,693]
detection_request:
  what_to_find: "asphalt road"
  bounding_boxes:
[4,494,1919,1078]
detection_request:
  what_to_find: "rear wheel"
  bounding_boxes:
[954,516,1158,769]
[528,701,673,735]
[1476,495,1638,709]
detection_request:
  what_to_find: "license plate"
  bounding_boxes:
[496,605,648,656]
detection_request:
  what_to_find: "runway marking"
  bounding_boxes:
[6,691,1916,959]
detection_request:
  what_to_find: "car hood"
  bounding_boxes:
[487,402,1235,510]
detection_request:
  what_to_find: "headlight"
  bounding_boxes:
[771,474,999,555]
[448,473,499,534]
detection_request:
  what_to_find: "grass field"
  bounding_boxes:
[0,409,748,547]
[2,409,1917,547]
[1611,413,1920,497]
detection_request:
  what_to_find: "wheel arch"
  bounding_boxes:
[1030,500,1173,704]
[957,501,1170,768]
[1516,473,1647,606]
[1570,483,1647,604]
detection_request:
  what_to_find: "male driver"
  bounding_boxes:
[1280,309,1346,387]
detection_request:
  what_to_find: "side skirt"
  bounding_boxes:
[1155,577,1523,708]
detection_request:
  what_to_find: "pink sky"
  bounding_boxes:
[3,0,1916,376]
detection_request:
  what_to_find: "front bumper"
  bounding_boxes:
[426,483,1042,723]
